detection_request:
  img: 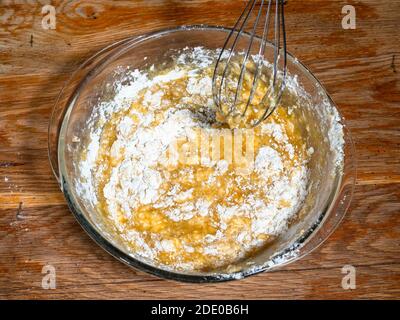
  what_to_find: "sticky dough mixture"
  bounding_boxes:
[79,47,311,272]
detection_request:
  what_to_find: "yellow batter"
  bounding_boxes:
[80,47,310,272]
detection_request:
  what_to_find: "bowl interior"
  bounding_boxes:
[51,26,355,281]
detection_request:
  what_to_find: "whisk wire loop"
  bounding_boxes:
[213,0,287,127]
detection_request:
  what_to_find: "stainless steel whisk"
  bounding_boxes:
[212,0,287,127]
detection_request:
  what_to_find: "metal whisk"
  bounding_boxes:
[212,0,287,127]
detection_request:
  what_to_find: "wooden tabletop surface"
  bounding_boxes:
[0,0,399,299]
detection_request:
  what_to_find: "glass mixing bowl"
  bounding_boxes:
[48,26,356,282]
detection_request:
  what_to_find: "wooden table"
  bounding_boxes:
[0,0,399,299]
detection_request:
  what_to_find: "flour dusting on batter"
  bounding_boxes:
[77,47,314,271]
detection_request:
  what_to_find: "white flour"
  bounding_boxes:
[76,47,344,271]
[104,109,198,220]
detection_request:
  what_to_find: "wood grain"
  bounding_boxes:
[0,0,399,299]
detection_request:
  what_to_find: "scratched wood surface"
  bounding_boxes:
[0,0,399,299]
